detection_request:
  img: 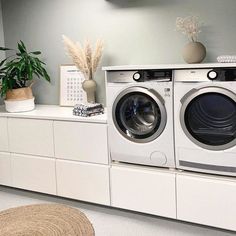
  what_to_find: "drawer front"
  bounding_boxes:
[111,166,176,218]
[54,121,108,164]
[8,118,54,157]
[56,160,110,205]
[0,118,8,152]
[0,152,12,186]
[12,153,56,194]
[177,173,236,231]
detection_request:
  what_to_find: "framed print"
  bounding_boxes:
[60,65,87,106]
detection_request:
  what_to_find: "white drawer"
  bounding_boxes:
[110,165,176,218]
[56,160,110,205]
[8,118,54,157]
[177,173,236,231]
[54,121,108,164]
[0,152,12,186]
[12,153,56,194]
[0,118,8,152]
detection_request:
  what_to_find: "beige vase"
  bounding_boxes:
[82,79,97,103]
[182,42,206,64]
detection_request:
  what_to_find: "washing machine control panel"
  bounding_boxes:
[107,70,172,83]
[133,69,172,82]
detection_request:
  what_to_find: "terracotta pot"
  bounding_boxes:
[82,79,97,103]
[182,42,206,64]
[6,87,33,101]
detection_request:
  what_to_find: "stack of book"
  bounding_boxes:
[73,103,104,117]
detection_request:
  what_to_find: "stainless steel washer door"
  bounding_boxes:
[113,87,167,143]
[180,87,236,150]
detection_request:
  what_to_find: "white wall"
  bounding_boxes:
[0,0,5,61]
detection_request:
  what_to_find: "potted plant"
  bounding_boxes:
[0,41,50,112]
[176,16,206,63]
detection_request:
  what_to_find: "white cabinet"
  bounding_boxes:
[0,117,8,152]
[0,152,12,186]
[110,165,176,218]
[56,160,110,205]
[8,118,54,157]
[54,121,108,164]
[12,153,56,194]
[176,173,236,231]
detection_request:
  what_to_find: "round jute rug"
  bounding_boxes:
[0,204,95,236]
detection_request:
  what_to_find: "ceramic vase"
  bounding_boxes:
[82,79,97,103]
[182,42,206,64]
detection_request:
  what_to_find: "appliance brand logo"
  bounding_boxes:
[190,70,197,74]
[164,88,170,97]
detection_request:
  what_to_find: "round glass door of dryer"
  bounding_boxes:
[112,87,167,143]
[180,87,236,150]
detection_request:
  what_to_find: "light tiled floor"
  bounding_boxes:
[0,186,234,236]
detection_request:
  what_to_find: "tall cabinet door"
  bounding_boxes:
[0,117,8,152]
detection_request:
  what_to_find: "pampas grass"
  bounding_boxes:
[92,39,103,76]
[176,16,202,42]
[63,35,104,80]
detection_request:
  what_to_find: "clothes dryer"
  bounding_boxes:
[174,68,236,176]
[106,69,175,168]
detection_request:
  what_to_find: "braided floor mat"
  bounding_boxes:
[0,204,95,236]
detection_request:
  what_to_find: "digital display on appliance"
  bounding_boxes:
[154,72,165,77]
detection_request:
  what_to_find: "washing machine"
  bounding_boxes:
[106,69,175,168]
[174,68,236,176]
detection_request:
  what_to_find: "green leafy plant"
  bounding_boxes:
[0,41,50,97]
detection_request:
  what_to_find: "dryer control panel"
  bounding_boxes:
[209,68,236,81]
[107,69,172,83]
[174,68,236,82]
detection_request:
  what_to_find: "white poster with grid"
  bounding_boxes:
[60,65,87,106]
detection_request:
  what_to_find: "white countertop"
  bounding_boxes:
[103,63,236,71]
[0,105,107,124]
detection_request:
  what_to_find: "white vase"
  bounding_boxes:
[182,42,206,64]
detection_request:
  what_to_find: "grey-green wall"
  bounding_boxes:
[0,0,5,61]
[1,0,236,104]
[0,1,5,105]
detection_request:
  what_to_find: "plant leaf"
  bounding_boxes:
[20,40,27,51]
[0,47,13,51]
[42,68,50,82]
[18,41,27,54]
[0,58,7,67]
[28,63,33,80]
[30,51,41,55]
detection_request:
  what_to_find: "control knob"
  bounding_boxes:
[207,70,218,80]
[133,72,142,81]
